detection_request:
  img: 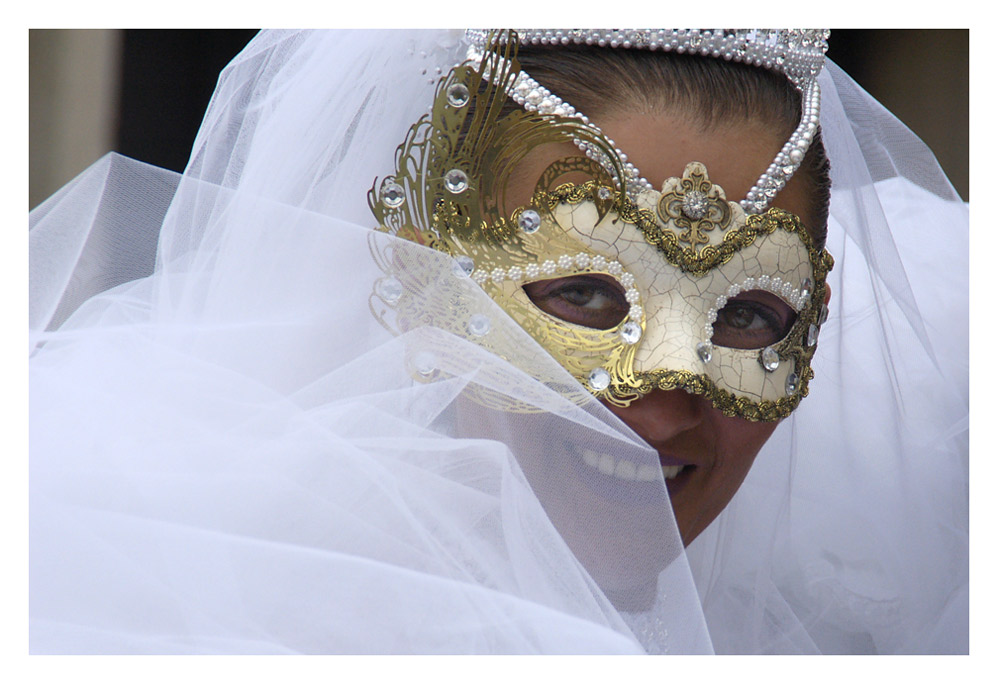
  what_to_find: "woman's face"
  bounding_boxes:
[512,107,823,546]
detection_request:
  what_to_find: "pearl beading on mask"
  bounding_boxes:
[465,29,828,214]
[468,252,643,326]
[697,274,814,372]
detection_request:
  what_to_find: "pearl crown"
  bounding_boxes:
[465,29,829,214]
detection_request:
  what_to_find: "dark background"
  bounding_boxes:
[97,29,977,203]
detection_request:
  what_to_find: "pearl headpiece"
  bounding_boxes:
[464,29,829,214]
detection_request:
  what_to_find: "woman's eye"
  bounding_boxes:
[523,276,629,330]
[711,291,796,349]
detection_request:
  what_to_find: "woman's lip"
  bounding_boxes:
[658,454,693,468]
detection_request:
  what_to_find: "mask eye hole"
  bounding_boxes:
[523,275,630,330]
[711,291,797,349]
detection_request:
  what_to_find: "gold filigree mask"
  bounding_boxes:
[369,35,833,421]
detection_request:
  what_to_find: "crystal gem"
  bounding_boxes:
[760,345,780,372]
[518,209,541,233]
[444,169,469,194]
[785,370,799,395]
[413,351,437,377]
[800,277,813,300]
[597,187,612,200]
[681,190,708,219]
[818,303,829,325]
[446,83,470,107]
[807,323,819,347]
[696,341,713,364]
[466,314,491,337]
[588,367,611,391]
[375,277,403,304]
[619,321,642,345]
[452,255,475,278]
[380,181,405,208]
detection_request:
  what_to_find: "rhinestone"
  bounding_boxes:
[466,314,491,337]
[760,346,780,372]
[597,187,613,200]
[375,277,402,304]
[800,277,813,300]
[452,255,475,278]
[681,190,709,219]
[785,370,799,395]
[696,341,713,364]
[413,351,437,377]
[587,367,611,391]
[518,209,541,233]
[807,323,819,347]
[619,321,642,344]
[380,181,405,208]
[818,303,829,325]
[446,82,470,107]
[444,169,469,194]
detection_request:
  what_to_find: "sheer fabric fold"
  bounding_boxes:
[29,30,967,654]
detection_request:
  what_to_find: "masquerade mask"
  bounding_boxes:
[370,30,834,421]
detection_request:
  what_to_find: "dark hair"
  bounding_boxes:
[514,45,831,248]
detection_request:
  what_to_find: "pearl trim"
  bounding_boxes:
[699,273,813,356]
[465,29,828,214]
[469,253,644,324]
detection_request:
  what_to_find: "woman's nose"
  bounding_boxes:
[606,388,705,444]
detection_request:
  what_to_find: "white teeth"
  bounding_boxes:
[598,454,616,475]
[613,460,637,480]
[661,464,685,479]
[580,448,682,483]
[636,464,662,482]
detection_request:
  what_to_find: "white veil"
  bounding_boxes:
[28,30,968,654]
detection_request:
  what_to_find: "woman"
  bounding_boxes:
[29,30,967,654]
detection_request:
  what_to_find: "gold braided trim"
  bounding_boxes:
[540,182,831,278]
[605,368,805,421]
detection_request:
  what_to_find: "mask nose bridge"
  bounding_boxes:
[631,286,707,376]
